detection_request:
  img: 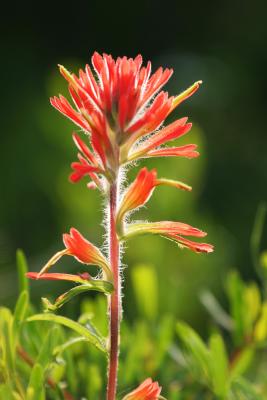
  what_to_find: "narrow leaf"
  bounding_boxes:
[13,291,29,342]
[16,249,29,294]
[26,364,45,400]
[27,313,107,353]
[42,281,113,312]
[209,333,229,397]
[200,290,233,330]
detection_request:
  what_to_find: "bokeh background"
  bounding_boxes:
[1,1,267,330]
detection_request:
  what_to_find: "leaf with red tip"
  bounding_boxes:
[26,272,90,284]
[147,145,199,159]
[171,80,202,112]
[122,221,214,254]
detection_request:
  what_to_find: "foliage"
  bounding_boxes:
[1,216,267,400]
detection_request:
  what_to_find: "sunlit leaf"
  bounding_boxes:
[16,249,29,294]
[231,377,263,400]
[250,202,267,278]
[26,364,45,400]
[200,290,233,330]
[53,336,88,356]
[226,271,246,345]
[244,283,261,334]
[176,321,211,383]
[0,385,21,400]
[27,313,107,353]
[254,302,267,342]
[42,280,113,312]
[0,308,15,377]
[13,290,29,343]
[229,346,254,380]
[209,333,229,397]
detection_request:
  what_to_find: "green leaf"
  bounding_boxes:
[27,313,107,353]
[26,364,45,400]
[254,302,267,342]
[231,377,263,400]
[13,290,29,342]
[176,321,211,384]
[226,271,246,345]
[230,347,254,380]
[42,280,113,312]
[154,314,174,367]
[0,308,15,377]
[36,326,60,369]
[16,249,29,294]
[200,290,233,330]
[260,250,267,269]
[131,264,158,321]
[250,202,267,276]
[0,384,21,400]
[53,336,88,356]
[209,333,229,397]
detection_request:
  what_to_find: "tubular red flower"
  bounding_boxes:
[50,95,91,132]
[117,168,195,223]
[70,154,100,183]
[117,168,157,221]
[146,145,199,159]
[71,133,103,187]
[123,221,214,254]
[26,272,91,283]
[51,53,201,173]
[123,378,162,400]
[37,228,112,281]
[127,118,194,160]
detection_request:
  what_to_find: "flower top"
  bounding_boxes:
[123,378,162,400]
[51,52,201,176]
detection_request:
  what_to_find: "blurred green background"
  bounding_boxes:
[1,0,267,331]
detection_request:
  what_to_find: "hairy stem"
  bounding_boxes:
[107,178,121,400]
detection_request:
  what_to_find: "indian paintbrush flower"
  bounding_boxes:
[28,52,213,400]
[36,228,112,281]
[122,378,162,400]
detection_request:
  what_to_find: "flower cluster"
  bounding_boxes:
[51,53,201,182]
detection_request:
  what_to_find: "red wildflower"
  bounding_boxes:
[127,117,193,161]
[145,144,199,159]
[36,228,112,281]
[124,221,214,254]
[26,272,91,283]
[51,53,201,182]
[117,168,157,222]
[123,378,162,400]
[117,168,193,223]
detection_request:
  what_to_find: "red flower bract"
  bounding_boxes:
[51,53,201,179]
[123,378,162,400]
[36,228,112,281]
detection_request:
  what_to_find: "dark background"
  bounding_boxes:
[1,0,267,324]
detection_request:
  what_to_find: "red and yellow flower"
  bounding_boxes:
[51,53,202,186]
